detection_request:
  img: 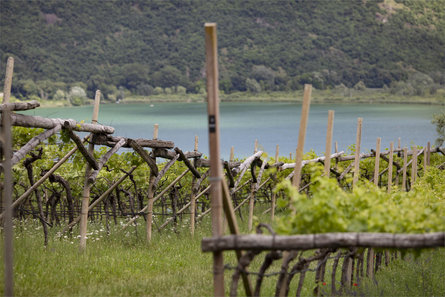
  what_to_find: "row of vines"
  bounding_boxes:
[4,125,445,246]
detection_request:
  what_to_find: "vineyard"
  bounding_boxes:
[2,24,445,297]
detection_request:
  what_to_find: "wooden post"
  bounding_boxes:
[366,248,375,280]
[426,141,431,167]
[334,141,339,171]
[190,135,199,235]
[271,144,279,221]
[230,146,234,162]
[292,84,312,190]
[398,138,401,150]
[2,56,14,297]
[402,147,408,191]
[79,90,101,250]
[146,124,158,243]
[248,140,257,231]
[153,123,159,139]
[353,118,363,187]
[387,142,394,193]
[324,110,334,177]
[205,22,224,297]
[411,146,418,184]
[374,137,381,186]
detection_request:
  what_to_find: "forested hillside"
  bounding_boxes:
[1,0,444,102]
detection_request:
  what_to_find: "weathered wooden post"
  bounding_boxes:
[352,118,363,187]
[411,146,418,184]
[334,141,339,171]
[205,22,224,297]
[248,140,257,231]
[402,147,408,191]
[1,56,14,297]
[324,110,334,177]
[387,141,394,193]
[79,90,101,250]
[374,137,381,186]
[190,135,199,235]
[146,124,159,243]
[271,144,279,221]
[292,84,312,190]
[426,141,431,167]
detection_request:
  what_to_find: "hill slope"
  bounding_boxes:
[1,0,444,100]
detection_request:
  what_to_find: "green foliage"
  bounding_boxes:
[1,0,445,97]
[274,168,445,235]
[432,111,445,146]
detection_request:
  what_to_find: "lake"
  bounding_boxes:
[21,102,443,159]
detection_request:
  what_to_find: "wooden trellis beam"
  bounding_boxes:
[0,100,40,111]
[63,122,99,170]
[87,138,126,184]
[128,138,158,176]
[93,134,174,149]
[174,147,201,178]
[202,232,445,252]
[11,113,114,134]
[11,124,62,167]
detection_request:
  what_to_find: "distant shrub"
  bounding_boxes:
[53,89,67,101]
[246,78,261,93]
[69,86,87,106]
[153,87,163,95]
[176,85,186,94]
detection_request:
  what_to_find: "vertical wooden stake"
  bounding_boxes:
[334,141,339,171]
[387,142,394,193]
[292,84,312,190]
[205,22,224,297]
[2,56,14,297]
[248,184,255,232]
[402,147,408,191]
[190,136,199,236]
[153,124,159,140]
[411,146,418,184]
[146,124,159,243]
[248,140,257,231]
[79,90,101,250]
[230,146,234,162]
[426,141,431,167]
[324,110,334,177]
[352,118,363,187]
[398,138,401,150]
[271,144,279,221]
[289,152,292,160]
[374,137,381,186]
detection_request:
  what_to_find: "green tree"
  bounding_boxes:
[432,111,445,146]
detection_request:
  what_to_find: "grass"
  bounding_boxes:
[1,206,444,296]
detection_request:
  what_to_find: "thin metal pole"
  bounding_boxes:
[205,22,224,297]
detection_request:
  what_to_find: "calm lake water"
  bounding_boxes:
[21,102,443,159]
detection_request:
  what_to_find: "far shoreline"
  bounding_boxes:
[28,89,445,108]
